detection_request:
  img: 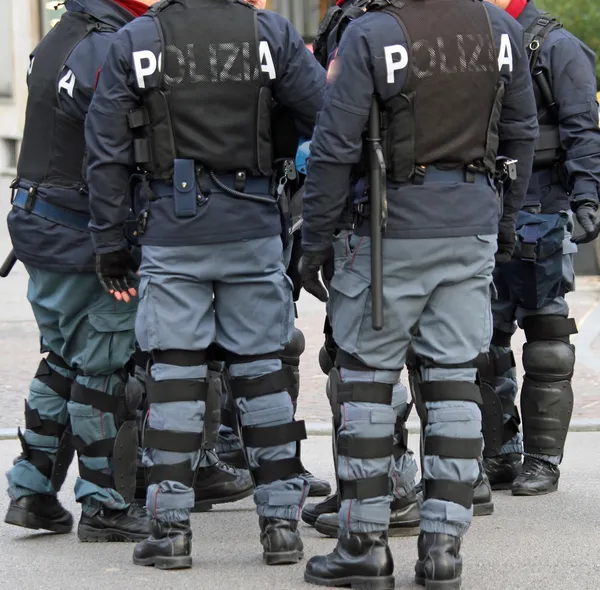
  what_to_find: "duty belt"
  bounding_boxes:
[411,166,491,186]
[12,187,91,232]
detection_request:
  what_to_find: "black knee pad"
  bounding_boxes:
[280,328,306,367]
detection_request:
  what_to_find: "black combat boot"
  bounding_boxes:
[304,530,395,589]
[259,517,304,565]
[5,494,73,534]
[315,491,420,538]
[218,448,248,469]
[301,493,339,527]
[133,518,192,569]
[415,532,462,589]
[473,467,494,517]
[193,460,254,512]
[511,456,560,496]
[483,453,522,490]
[302,469,332,498]
[78,503,149,542]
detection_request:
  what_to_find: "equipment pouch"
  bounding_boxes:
[504,211,568,309]
[173,159,197,218]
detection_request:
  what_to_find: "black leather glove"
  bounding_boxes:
[299,246,335,303]
[495,220,517,265]
[572,202,600,245]
[95,248,139,297]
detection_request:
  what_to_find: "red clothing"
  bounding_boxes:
[506,0,527,19]
[112,0,148,18]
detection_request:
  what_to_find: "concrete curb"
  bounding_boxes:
[3,419,600,441]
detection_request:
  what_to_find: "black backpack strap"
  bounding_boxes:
[524,14,563,73]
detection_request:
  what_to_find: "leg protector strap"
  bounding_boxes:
[523,315,578,343]
[229,366,294,399]
[143,429,204,453]
[251,457,304,486]
[241,421,307,448]
[147,461,195,487]
[423,479,473,509]
[146,379,209,404]
[338,435,394,460]
[424,436,482,459]
[24,401,67,438]
[420,381,482,405]
[339,473,390,501]
[35,358,72,401]
[17,429,53,479]
[78,462,114,490]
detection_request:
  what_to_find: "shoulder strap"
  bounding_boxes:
[524,14,563,73]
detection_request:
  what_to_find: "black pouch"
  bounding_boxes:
[173,159,197,218]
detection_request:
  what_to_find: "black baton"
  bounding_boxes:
[0,250,17,278]
[367,96,388,331]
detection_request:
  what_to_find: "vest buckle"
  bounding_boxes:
[412,165,426,186]
[24,185,39,213]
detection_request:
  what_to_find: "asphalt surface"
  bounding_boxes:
[1,432,600,590]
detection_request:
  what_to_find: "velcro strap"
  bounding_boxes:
[339,474,390,501]
[337,435,394,460]
[337,381,393,405]
[18,429,53,478]
[420,381,482,405]
[146,379,209,404]
[423,479,474,509]
[70,434,115,458]
[251,457,303,486]
[242,420,307,448]
[144,428,203,453]
[78,461,114,489]
[71,383,118,414]
[491,329,512,348]
[24,402,66,438]
[424,436,482,459]
[127,108,150,129]
[147,461,195,487]
[230,367,293,400]
[152,349,207,367]
[35,358,72,401]
[494,351,515,376]
[523,316,578,342]
[46,351,72,371]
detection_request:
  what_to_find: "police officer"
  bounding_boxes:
[4,0,151,542]
[301,0,422,540]
[300,0,538,587]
[85,0,326,570]
[480,0,600,496]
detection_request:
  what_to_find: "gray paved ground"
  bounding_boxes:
[1,433,600,590]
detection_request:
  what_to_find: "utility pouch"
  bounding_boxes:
[173,158,197,218]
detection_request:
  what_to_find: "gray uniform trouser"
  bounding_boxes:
[491,219,576,465]
[330,234,495,538]
[136,236,307,523]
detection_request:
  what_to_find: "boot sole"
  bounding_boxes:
[264,550,304,565]
[77,524,148,543]
[192,485,254,513]
[490,481,514,491]
[415,574,461,589]
[473,501,494,517]
[5,505,72,534]
[315,520,420,539]
[305,572,395,589]
[133,555,193,569]
[511,482,558,496]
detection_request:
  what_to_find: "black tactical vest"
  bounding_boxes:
[374,0,502,182]
[134,0,272,179]
[17,11,112,187]
[524,14,563,169]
